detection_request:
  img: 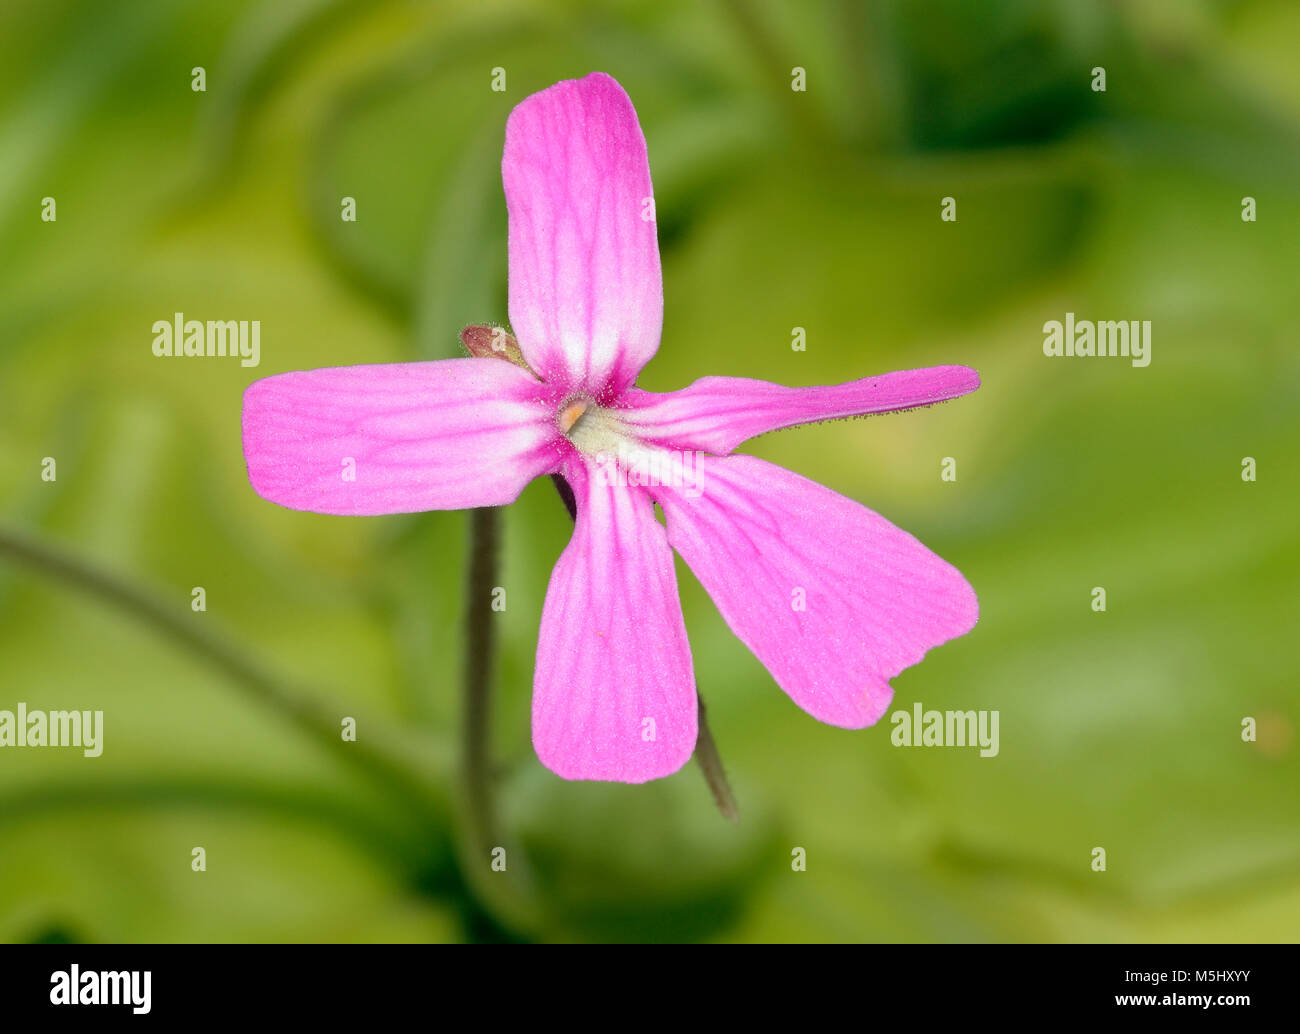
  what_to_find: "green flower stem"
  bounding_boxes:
[458,507,544,934]
[461,507,500,843]
[695,696,739,823]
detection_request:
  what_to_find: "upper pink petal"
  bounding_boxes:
[242,358,562,515]
[650,455,978,729]
[532,460,697,782]
[622,366,980,454]
[504,72,662,399]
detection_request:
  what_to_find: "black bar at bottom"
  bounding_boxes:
[0,943,1283,1021]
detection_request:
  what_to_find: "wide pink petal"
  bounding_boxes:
[650,455,977,728]
[504,72,662,399]
[622,366,980,454]
[532,461,696,782]
[242,358,562,515]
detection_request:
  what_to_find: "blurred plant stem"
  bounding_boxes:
[461,508,500,843]
[696,697,739,822]
[0,775,423,872]
[718,0,833,144]
[457,508,544,935]
[548,476,739,820]
[0,523,448,823]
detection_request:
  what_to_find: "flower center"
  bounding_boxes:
[560,397,636,458]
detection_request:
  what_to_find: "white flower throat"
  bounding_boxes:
[557,397,707,498]
[559,398,638,457]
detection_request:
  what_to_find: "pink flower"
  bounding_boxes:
[242,72,979,783]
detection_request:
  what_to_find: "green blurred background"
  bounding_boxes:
[1,0,1297,943]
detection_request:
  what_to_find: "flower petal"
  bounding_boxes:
[504,72,662,398]
[650,455,977,728]
[622,366,980,454]
[242,358,561,515]
[532,461,697,782]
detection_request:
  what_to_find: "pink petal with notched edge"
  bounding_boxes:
[242,358,562,515]
[650,455,977,729]
[621,366,980,455]
[532,460,697,782]
[504,72,662,399]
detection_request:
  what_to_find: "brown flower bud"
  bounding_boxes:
[460,325,534,374]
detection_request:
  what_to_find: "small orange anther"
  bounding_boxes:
[559,400,588,433]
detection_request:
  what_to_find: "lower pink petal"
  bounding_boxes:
[242,358,562,515]
[622,366,980,455]
[532,461,697,782]
[651,455,977,728]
